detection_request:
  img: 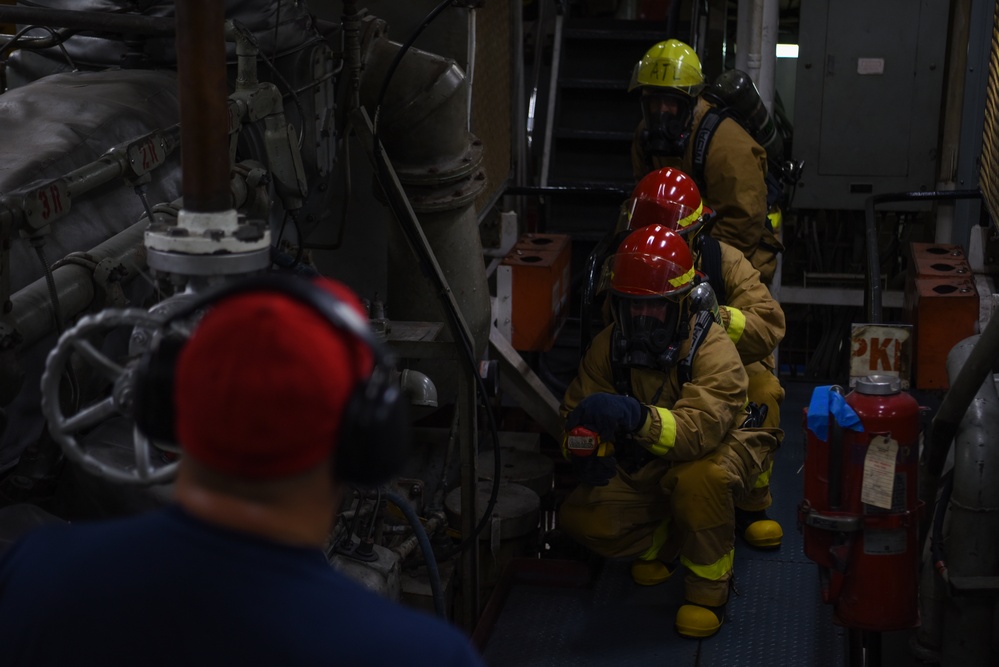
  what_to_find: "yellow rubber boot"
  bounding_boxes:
[630,558,676,586]
[675,603,725,638]
[736,509,783,549]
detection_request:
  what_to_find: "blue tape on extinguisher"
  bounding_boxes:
[806,386,864,441]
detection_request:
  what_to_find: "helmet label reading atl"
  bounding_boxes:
[649,61,682,84]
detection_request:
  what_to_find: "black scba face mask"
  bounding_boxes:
[612,296,683,371]
[641,91,694,158]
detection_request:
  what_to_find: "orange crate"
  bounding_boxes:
[907,276,978,389]
[513,233,570,255]
[498,235,571,352]
[908,242,969,277]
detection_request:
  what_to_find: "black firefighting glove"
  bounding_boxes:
[571,454,619,487]
[566,393,647,441]
[741,402,769,429]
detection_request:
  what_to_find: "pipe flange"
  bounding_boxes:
[394,138,485,188]
[146,247,271,276]
[145,212,270,256]
[405,168,488,214]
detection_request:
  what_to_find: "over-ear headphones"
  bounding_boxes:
[132,273,410,487]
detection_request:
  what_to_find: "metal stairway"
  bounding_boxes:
[541,15,668,241]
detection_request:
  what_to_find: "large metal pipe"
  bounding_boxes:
[939,335,999,666]
[174,0,230,213]
[360,38,490,361]
[758,0,778,112]
[735,0,763,83]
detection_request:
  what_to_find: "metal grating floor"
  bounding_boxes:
[481,381,852,666]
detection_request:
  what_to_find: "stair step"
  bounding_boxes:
[558,78,631,91]
[554,128,634,142]
[545,177,633,192]
[563,18,669,43]
[549,147,633,184]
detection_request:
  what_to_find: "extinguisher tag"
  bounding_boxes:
[861,435,899,510]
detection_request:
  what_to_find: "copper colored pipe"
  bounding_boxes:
[175,0,231,213]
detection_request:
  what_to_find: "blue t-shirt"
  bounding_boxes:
[0,506,485,667]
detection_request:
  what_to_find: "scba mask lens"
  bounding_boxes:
[614,296,681,369]
[641,91,693,157]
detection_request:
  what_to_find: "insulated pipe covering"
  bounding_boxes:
[940,335,999,666]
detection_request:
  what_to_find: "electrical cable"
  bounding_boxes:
[0,26,77,92]
[288,211,305,268]
[271,0,281,60]
[368,0,502,557]
[134,186,156,224]
[35,26,77,71]
[0,24,48,60]
[275,209,290,247]
[365,488,382,540]
[384,489,446,619]
[33,239,81,410]
[33,241,63,335]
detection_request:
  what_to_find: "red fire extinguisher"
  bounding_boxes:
[799,374,923,631]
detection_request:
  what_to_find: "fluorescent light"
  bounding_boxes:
[776,43,799,58]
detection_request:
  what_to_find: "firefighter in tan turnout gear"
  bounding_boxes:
[558,225,781,638]
[629,39,783,285]
[624,166,786,549]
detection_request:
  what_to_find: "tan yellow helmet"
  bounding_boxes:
[628,39,705,96]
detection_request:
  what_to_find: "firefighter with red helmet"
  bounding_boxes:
[624,166,787,549]
[629,39,783,285]
[559,225,780,638]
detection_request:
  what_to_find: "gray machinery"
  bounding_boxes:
[0,0,551,630]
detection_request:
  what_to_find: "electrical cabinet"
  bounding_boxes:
[792,0,950,210]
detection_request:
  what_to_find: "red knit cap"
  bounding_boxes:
[174,278,373,479]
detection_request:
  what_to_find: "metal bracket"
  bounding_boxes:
[93,258,129,309]
[801,509,863,532]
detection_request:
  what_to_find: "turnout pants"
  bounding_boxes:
[738,361,784,512]
[559,429,779,607]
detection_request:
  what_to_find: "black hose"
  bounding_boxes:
[929,471,953,583]
[383,489,446,620]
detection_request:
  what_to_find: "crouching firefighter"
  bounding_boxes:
[557,225,781,638]
[625,166,786,549]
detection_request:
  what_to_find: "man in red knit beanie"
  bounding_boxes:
[0,274,485,667]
